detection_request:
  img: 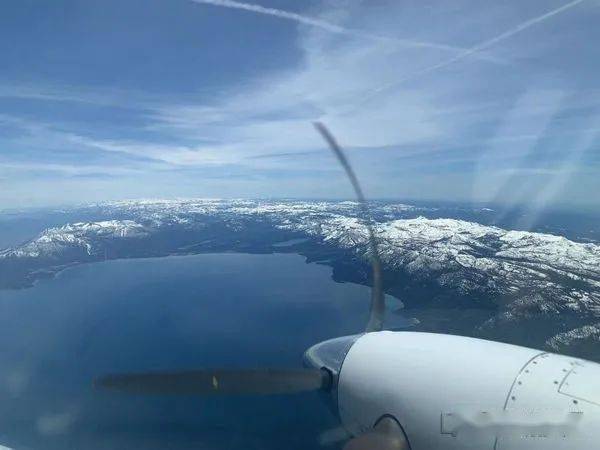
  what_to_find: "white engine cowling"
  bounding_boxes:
[337,331,600,450]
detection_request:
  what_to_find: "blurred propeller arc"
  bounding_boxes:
[313,122,385,332]
[94,122,386,397]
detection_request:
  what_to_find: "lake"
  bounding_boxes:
[0,253,403,450]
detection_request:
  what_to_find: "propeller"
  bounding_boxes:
[313,122,385,332]
[95,122,385,398]
[314,123,411,450]
[343,416,411,450]
[96,368,331,396]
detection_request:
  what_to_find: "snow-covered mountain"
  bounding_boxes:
[2,199,600,358]
[1,220,148,259]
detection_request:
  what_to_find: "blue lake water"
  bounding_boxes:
[0,253,400,450]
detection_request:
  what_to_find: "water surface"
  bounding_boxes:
[0,253,395,450]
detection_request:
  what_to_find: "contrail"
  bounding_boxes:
[362,0,586,101]
[189,0,502,59]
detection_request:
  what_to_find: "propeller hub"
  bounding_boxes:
[303,335,362,381]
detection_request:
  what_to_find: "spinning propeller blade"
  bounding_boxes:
[313,122,385,332]
[96,368,330,396]
[92,122,399,450]
[94,124,386,448]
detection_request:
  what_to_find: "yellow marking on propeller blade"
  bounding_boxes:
[212,375,218,390]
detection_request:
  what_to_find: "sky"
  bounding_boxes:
[1,0,599,210]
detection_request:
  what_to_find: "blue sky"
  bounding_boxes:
[1,0,599,210]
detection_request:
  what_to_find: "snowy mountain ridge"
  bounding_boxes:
[2,199,600,357]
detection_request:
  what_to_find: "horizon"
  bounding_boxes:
[3,195,599,219]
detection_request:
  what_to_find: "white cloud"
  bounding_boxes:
[5,1,591,170]
[144,0,592,171]
[360,0,587,102]
[146,2,454,163]
[190,0,505,59]
[1,0,598,207]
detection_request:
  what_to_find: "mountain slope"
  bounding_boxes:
[2,199,599,358]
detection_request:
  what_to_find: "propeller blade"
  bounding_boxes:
[313,122,385,332]
[343,417,411,450]
[95,368,330,396]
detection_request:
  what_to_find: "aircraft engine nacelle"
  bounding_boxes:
[337,331,600,450]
